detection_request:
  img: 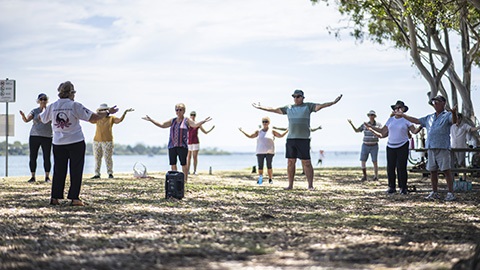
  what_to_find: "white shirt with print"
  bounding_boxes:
[39,98,93,145]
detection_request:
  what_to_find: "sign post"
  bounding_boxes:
[0,78,16,176]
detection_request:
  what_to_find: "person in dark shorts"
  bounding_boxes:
[252,90,342,190]
[142,103,211,183]
[239,116,288,185]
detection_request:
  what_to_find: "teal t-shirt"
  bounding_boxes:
[280,102,317,139]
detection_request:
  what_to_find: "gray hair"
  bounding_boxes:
[57,81,75,98]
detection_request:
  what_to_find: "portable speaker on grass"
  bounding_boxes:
[165,171,185,199]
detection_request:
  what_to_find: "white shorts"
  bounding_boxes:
[188,144,200,151]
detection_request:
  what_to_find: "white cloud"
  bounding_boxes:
[0,0,478,154]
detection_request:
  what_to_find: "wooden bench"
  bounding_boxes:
[409,167,480,180]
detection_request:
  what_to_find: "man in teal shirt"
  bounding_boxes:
[253,90,342,190]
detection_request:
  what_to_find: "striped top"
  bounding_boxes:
[168,117,189,149]
[359,121,382,145]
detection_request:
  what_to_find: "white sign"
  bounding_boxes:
[0,114,14,136]
[0,79,16,102]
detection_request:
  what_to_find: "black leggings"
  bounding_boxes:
[29,136,52,173]
[256,154,274,170]
[386,142,409,189]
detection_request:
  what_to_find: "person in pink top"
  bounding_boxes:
[187,111,215,175]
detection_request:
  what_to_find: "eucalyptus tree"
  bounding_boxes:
[312,0,480,121]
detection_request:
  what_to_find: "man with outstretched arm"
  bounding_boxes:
[252,89,342,190]
[394,95,458,201]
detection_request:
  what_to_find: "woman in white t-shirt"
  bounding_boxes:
[40,81,118,206]
[239,117,288,185]
[367,101,419,195]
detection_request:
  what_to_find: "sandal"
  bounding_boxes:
[70,200,85,206]
[50,198,60,205]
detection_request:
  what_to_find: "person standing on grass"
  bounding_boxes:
[367,101,419,195]
[450,113,480,167]
[187,111,215,175]
[394,95,457,201]
[142,103,211,183]
[19,93,53,183]
[252,89,342,190]
[239,116,288,185]
[40,81,118,206]
[90,104,134,179]
[347,110,382,181]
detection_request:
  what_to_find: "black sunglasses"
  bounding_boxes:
[293,95,303,98]
[39,98,48,101]
[262,121,269,123]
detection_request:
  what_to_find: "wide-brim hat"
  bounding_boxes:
[367,110,376,116]
[391,100,409,112]
[97,103,110,112]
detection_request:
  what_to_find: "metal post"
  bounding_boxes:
[5,101,8,177]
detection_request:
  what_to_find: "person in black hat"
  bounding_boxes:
[394,95,458,201]
[348,110,382,181]
[19,93,53,183]
[252,89,342,190]
[366,100,419,195]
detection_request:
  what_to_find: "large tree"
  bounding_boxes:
[312,0,480,123]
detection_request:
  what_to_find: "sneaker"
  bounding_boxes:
[361,176,367,181]
[372,176,378,181]
[91,175,100,179]
[425,191,440,200]
[386,187,396,194]
[444,192,456,201]
[108,174,114,179]
[45,177,51,183]
[257,175,263,185]
[269,179,273,184]
[27,177,36,183]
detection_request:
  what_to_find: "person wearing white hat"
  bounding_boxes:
[347,110,382,181]
[90,104,134,179]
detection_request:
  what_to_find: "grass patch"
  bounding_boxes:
[0,168,479,269]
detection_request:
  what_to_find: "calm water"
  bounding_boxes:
[0,151,393,177]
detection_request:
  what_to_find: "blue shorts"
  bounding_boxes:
[285,139,311,160]
[360,143,379,162]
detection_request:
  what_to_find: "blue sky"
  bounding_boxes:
[1,0,479,152]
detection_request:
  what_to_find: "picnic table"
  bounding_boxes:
[409,148,480,180]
